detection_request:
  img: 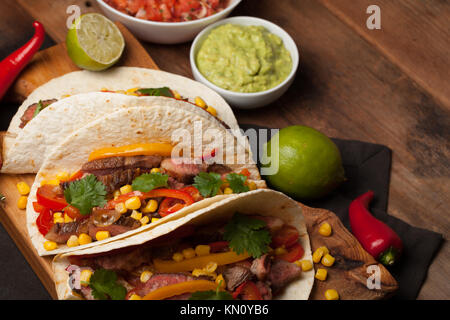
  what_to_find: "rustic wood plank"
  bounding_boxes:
[300,203,398,300]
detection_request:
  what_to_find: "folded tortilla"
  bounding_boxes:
[2,92,238,173]
[3,67,239,172]
[28,105,265,256]
[53,189,314,300]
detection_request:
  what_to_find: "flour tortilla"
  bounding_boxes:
[4,67,239,169]
[2,92,237,173]
[28,105,265,256]
[53,189,314,300]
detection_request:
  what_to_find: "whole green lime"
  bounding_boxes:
[262,125,345,200]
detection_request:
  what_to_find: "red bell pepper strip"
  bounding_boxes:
[271,225,300,248]
[277,243,305,263]
[36,184,68,211]
[36,206,53,236]
[349,191,403,266]
[232,281,262,300]
[0,21,45,100]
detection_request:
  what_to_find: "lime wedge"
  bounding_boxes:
[66,13,125,71]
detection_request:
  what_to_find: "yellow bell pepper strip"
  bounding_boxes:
[142,280,219,300]
[153,250,250,273]
[88,143,173,161]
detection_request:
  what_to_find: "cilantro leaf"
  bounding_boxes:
[33,100,44,118]
[226,173,250,194]
[137,87,174,97]
[132,172,169,192]
[193,172,223,197]
[89,269,127,300]
[64,174,107,215]
[223,213,271,258]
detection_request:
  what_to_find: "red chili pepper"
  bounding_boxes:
[349,191,403,266]
[0,21,45,100]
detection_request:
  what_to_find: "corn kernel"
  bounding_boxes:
[315,268,328,281]
[215,274,226,289]
[113,190,121,199]
[67,235,79,247]
[274,247,287,255]
[46,179,60,186]
[54,217,64,224]
[80,269,93,286]
[172,90,181,99]
[248,181,257,191]
[17,196,28,209]
[151,217,160,224]
[172,252,184,262]
[322,254,335,267]
[64,214,74,223]
[115,202,127,214]
[140,216,149,225]
[140,270,153,283]
[296,259,313,272]
[312,247,329,263]
[223,187,233,195]
[142,199,158,213]
[182,247,196,259]
[43,241,57,251]
[120,184,133,194]
[125,196,141,210]
[95,231,110,241]
[325,289,339,300]
[205,262,218,273]
[130,210,142,220]
[56,172,70,182]
[319,222,332,237]
[206,105,217,116]
[78,233,92,245]
[126,87,139,94]
[195,96,206,108]
[192,269,217,279]
[195,245,211,257]
[53,212,63,219]
[17,182,30,195]
[150,167,161,174]
[128,294,142,300]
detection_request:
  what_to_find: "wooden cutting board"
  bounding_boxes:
[0,23,397,300]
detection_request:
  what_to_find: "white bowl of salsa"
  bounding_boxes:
[190,16,299,109]
[96,0,242,44]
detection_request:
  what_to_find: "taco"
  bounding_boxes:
[28,105,265,256]
[3,67,240,172]
[1,92,238,173]
[52,189,314,300]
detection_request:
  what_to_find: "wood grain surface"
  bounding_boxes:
[0,0,448,299]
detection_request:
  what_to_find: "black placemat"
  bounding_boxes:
[241,124,443,300]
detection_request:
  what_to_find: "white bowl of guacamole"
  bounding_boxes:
[191,16,299,109]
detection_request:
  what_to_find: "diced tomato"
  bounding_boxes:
[232,281,262,300]
[63,205,84,220]
[277,243,305,263]
[271,225,299,248]
[209,241,229,253]
[36,184,68,211]
[36,207,53,236]
[239,168,251,178]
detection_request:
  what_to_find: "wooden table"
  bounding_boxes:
[0,0,448,300]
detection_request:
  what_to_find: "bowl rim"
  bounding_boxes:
[96,0,242,27]
[190,16,300,97]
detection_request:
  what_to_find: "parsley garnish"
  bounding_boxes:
[193,172,223,197]
[137,87,174,97]
[223,213,271,258]
[64,174,107,215]
[33,100,44,118]
[226,173,250,194]
[189,281,233,300]
[132,172,169,192]
[89,269,127,300]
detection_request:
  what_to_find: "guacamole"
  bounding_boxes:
[196,24,293,93]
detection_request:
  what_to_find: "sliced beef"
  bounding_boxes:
[93,247,151,272]
[133,273,196,297]
[268,259,302,293]
[160,158,207,184]
[249,215,284,232]
[91,208,121,227]
[167,176,185,189]
[255,281,272,300]
[207,163,232,175]
[45,221,81,243]
[19,99,57,128]
[223,265,253,291]
[250,254,272,281]
[81,155,163,193]
[88,216,141,239]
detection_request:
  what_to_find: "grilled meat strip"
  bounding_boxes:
[19,99,57,128]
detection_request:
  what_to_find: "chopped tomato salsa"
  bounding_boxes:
[105,0,229,22]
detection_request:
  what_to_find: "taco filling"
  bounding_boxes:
[64,213,305,300]
[35,143,257,250]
